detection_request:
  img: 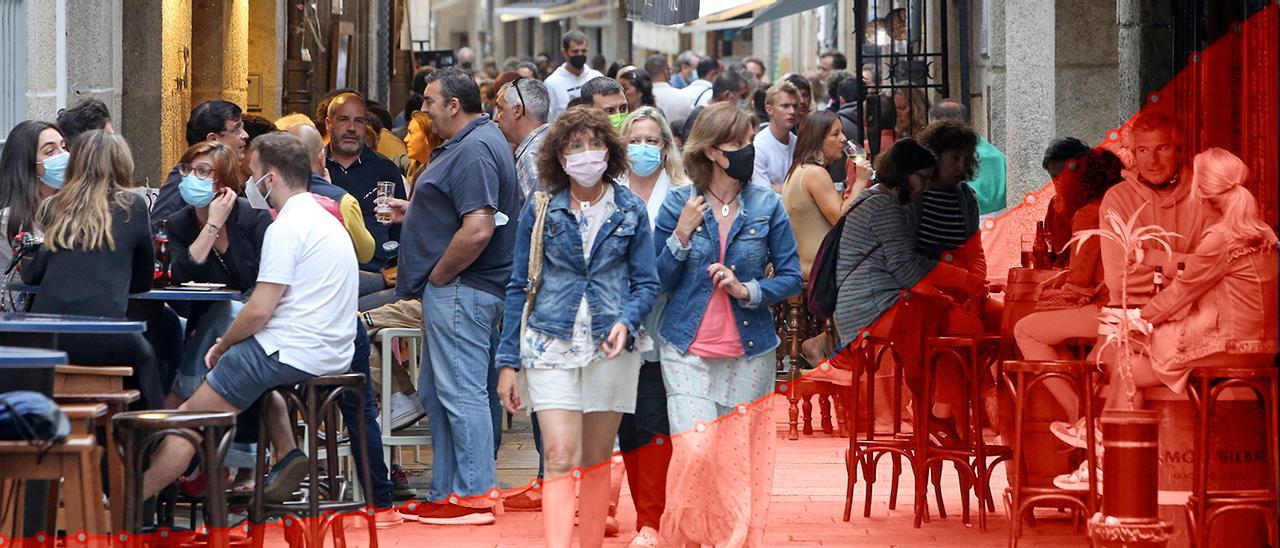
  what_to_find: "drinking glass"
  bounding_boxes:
[375,181,395,223]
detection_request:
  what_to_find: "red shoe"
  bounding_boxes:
[503,486,542,511]
[415,501,496,525]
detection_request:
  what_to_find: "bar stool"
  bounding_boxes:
[1001,360,1101,546]
[918,335,1014,530]
[248,373,378,548]
[842,332,946,523]
[113,410,236,547]
[1184,366,1279,548]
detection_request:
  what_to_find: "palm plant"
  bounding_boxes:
[1063,203,1180,408]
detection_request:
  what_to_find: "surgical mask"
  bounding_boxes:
[569,55,588,70]
[244,173,273,210]
[627,143,662,177]
[39,151,70,189]
[608,112,628,131]
[179,174,216,207]
[719,144,755,183]
[563,150,608,188]
[736,99,749,109]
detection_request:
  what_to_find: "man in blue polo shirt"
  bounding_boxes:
[383,67,522,526]
[325,92,407,310]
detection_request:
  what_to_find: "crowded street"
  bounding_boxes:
[0,0,1276,547]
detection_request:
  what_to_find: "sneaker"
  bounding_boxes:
[389,392,427,432]
[1053,460,1103,492]
[390,465,416,500]
[416,501,496,525]
[346,508,407,529]
[629,526,659,547]
[262,449,308,503]
[502,485,542,511]
[927,415,963,449]
[1050,418,1094,449]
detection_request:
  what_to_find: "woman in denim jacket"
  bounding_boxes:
[495,107,660,548]
[652,102,802,547]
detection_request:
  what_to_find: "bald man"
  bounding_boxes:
[287,123,375,263]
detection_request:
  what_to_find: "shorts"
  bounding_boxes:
[524,351,642,414]
[206,336,316,411]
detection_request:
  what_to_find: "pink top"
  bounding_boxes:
[689,234,746,358]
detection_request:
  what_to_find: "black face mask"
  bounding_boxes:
[718,144,755,183]
[568,55,588,70]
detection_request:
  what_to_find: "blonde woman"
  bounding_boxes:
[653,102,802,546]
[21,130,163,406]
[616,106,688,546]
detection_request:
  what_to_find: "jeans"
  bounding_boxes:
[359,270,398,312]
[174,301,241,398]
[418,279,503,505]
[340,320,395,509]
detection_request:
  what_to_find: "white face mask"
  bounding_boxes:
[563,150,608,188]
[244,173,273,210]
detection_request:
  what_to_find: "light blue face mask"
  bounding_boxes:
[179,174,216,207]
[39,151,70,189]
[627,143,663,177]
[736,99,749,109]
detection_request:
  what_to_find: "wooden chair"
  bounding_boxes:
[0,427,108,542]
[54,389,141,534]
[53,365,132,393]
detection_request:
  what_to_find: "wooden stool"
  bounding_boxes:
[1185,366,1279,548]
[1002,360,1101,546]
[249,373,378,548]
[842,334,946,523]
[54,365,132,393]
[1,429,108,541]
[54,389,141,534]
[113,410,237,547]
[919,335,1013,531]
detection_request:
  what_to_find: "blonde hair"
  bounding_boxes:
[682,102,757,189]
[1193,147,1278,247]
[274,112,316,131]
[37,130,136,252]
[764,81,800,107]
[622,106,690,186]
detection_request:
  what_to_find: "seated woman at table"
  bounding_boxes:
[780,111,867,367]
[829,138,987,442]
[0,121,66,270]
[163,140,272,405]
[1050,147,1278,489]
[21,130,164,407]
[1014,148,1123,427]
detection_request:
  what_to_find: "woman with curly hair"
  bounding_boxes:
[1014,148,1125,427]
[495,106,660,548]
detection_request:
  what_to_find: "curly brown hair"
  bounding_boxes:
[917,120,978,184]
[537,106,628,191]
[1058,148,1124,212]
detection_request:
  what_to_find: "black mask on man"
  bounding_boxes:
[569,55,588,70]
[718,144,756,183]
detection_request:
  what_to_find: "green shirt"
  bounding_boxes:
[971,136,1007,214]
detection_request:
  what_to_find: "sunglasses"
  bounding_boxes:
[505,77,527,113]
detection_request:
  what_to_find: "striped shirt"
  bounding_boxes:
[916,188,970,260]
[832,187,935,347]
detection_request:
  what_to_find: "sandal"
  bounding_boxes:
[1053,459,1102,492]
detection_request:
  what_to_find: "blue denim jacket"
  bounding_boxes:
[654,183,802,357]
[497,183,661,369]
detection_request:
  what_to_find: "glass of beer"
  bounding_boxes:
[375,181,395,224]
[1021,235,1036,268]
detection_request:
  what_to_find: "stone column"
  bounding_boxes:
[1055,0,1119,144]
[247,0,281,118]
[1001,0,1055,201]
[191,0,250,109]
[121,0,192,186]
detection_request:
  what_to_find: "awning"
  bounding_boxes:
[625,0,769,27]
[494,0,575,22]
[746,0,832,28]
[632,20,683,52]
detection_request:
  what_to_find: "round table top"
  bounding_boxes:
[0,312,147,334]
[7,283,242,302]
[0,346,68,366]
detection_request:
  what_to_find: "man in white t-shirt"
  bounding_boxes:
[543,30,604,122]
[680,57,722,112]
[750,81,801,192]
[139,132,359,501]
[646,54,688,130]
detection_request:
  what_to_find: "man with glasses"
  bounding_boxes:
[152,100,250,223]
[324,92,407,312]
[492,77,551,198]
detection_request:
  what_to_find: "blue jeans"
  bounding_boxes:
[418,279,503,504]
[340,320,396,509]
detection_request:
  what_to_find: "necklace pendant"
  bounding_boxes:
[721,204,730,217]
[580,201,591,210]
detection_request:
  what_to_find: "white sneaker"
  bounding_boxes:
[629,526,659,547]
[389,392,426,432]
[1050,418,1094,449]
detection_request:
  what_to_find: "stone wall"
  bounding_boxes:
[121,0,192,186]
[25,0,123,123]
[1055,0,1120,145]
[247,0,281,118]
[191,0,249,109]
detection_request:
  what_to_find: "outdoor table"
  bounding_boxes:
[6,282,243,302]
